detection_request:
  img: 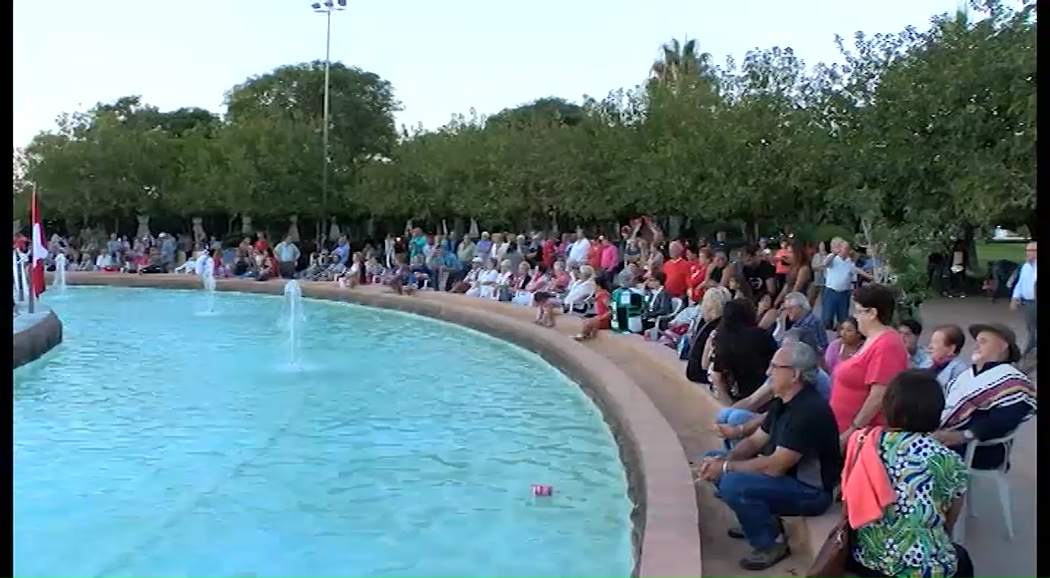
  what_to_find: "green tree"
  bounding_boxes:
[224,61,401,216]
[486,97,586,129]
[649,37,718,94]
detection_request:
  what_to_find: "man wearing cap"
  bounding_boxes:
[1010,241,1037,371]
[932,322,1037,470]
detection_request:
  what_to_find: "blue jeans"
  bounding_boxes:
[704,459,833,550]
[716,408,758,450]
[821,288,851,329]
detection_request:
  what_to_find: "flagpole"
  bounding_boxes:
[27,186,37,314]
[26,261,34,314]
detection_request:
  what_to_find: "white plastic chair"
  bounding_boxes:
[670,297,684,315]
[952,430,1019,544]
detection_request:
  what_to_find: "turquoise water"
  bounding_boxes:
[14,287,633,578]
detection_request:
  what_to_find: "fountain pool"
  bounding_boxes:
[14,287,633,578]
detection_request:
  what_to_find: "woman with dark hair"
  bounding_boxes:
[825,317,864,375]
[256,248,279,282]
[773,241,812,308]
[844,369,974,577]
[709,299,778,403]
[725,269,754,303]
[573,277,613,341]
[829,284,910,446]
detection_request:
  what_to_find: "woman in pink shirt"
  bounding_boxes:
[824,317,865,375]
[829,284,909,447]
[598,238,619,278]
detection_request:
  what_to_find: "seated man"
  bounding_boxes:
[715,329,833,449]
[695,340,841,571]
[408,255,432,288]
[640,271,673,330]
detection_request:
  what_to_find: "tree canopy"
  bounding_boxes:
[18,0,1036,244]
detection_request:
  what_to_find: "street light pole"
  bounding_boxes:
[311,0,346,235]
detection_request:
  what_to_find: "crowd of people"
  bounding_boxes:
[19,221,1038,575]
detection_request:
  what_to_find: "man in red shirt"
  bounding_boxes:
[588,236,603,270]
[687,248,713,305]
[540,235,557,270]
[253,232,269,254]
[661,241,691,298]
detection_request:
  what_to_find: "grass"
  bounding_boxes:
[976,241,1027,270]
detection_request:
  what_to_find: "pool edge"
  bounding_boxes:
[58,273,703,578]
[13,309,63,370]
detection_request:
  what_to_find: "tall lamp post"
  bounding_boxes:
[310,0,346,233]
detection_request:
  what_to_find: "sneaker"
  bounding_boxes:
[739,540,790,571]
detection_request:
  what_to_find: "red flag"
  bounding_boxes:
[30,190,47,297]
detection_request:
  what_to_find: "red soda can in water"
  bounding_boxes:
[532,484,553,497]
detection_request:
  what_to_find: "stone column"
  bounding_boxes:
[136,215,151,240]
[288,215,300,243]
[191,217,207,244]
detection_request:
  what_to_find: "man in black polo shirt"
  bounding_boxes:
[741,244,777,302]
[695,341,842,571]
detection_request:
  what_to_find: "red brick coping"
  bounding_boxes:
[61,273,704,578]
[13,308,63,370]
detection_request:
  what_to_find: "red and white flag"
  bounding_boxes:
[30,189,47,297]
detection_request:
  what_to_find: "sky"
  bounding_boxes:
[13,0,971,147]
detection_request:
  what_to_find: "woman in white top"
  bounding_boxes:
[467,260,500,298]
[95,251,116,270]
[564,265,597,307]
[513,263,547,306]
[338,252,365,288]
[492,260,514,300]
[492,233,510,264]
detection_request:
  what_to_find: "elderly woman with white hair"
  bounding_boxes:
[685,286,733,383]
[562,265,597,308]
[491,259,515,301]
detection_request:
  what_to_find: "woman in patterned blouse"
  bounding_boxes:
[847,370,974,577]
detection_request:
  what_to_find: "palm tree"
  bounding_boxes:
[649,37,715,88]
